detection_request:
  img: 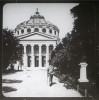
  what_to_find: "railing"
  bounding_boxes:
[54,71,92,97]
[75,84,92,97]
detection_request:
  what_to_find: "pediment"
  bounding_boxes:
[18,33,57,41]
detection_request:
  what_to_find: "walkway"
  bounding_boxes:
[2,69,82,97]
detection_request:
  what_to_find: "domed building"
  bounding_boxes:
[14,9,60,70]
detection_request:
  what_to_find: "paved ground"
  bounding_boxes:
[2,69,82,97]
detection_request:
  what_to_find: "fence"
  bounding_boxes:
[74,84,92,97]
[54,71,92,97]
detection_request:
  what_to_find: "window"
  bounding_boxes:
[49,45,53,53]
[27,28,31,32]
[41,45,46,54]
[54,31,56,35]
[49,29,52,34]
[17,31,19,35]
[42,28,46,33]
[26,45,31,54]
[21,29,24,34]
[34,28,39,32]
[34,45,39,54]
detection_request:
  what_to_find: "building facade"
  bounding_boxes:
[14,9,60,70]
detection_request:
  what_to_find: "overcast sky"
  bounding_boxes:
[3,3,78,39]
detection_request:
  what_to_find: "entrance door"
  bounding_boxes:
[27,56,31,67]
[42,56,46,67]
[35,56,39,67]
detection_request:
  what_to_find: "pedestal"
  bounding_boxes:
[78,62,89,82]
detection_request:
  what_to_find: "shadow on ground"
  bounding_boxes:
[2,86,17,93]
[2,79,23,83]
[51,82,57,86]
[2,70,23,75]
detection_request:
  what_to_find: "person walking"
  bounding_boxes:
[47,65,54,86]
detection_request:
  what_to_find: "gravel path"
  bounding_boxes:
[2,69,82,97]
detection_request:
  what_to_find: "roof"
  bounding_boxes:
[15,9,59,32]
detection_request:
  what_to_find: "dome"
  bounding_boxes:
[15,9,59,37]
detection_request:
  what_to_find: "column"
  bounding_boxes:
[31,44,34,68]
[31,28,34,32]
[24,28,27,34]
[39,44,42,68]
[23,44,27,70]
[78,62,89,82]
[53,44,56,49]
[46,44,49,68]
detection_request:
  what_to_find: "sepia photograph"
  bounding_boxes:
[2,2,99,98]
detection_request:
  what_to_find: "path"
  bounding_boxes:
[2,69,82,97]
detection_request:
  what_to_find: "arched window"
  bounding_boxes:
[42,28,46,33]
[27,28,31,32]
[49,29,52,34]
[54,31,56,35]
[34,28,39,32]
[21,29,24,34]
[17,31,19,35]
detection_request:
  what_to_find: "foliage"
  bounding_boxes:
[50,3,97,79]
[3,28,23,70]
[70,3,97,78]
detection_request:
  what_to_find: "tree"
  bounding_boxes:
[50,36,76,75]
[50,3,98,79]
[3,28,23,70]
[70,3,97,79]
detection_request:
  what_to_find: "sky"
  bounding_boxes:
[3,3,78,39]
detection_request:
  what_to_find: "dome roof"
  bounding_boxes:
[15,9,59,32]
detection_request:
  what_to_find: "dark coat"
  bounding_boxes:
[47,65,54,75]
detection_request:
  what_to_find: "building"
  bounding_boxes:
[14,9,60,70]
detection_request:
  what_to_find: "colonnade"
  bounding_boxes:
[23,44,56,69]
